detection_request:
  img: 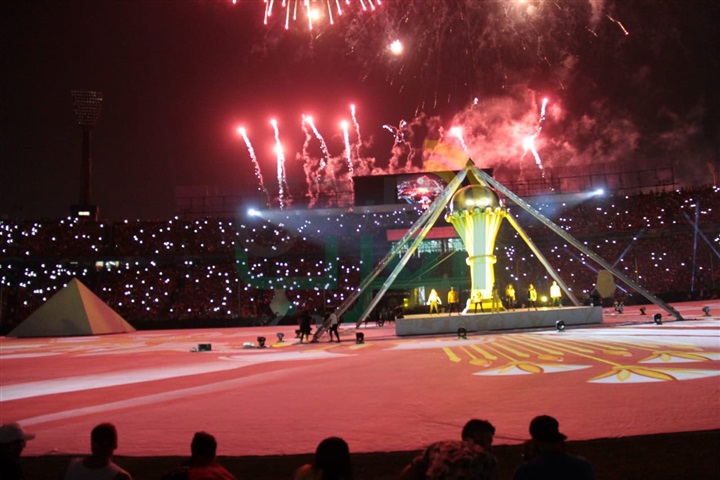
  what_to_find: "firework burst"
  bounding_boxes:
[257,0,383,30]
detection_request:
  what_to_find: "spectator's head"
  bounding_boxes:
[90,423,118,458]
[529,415,567,444]
[191,431,217,460]
[0,423,35,458]
[462,419,496,451]
[314,436,352,480]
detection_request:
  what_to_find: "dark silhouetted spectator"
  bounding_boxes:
[162,431,236,480]
[0,423,35,480]
[513,415,594,480]
[292,436,352,480]
[63,423,132,480]
[400,418,498,480]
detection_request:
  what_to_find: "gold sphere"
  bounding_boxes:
[450,185,501,213]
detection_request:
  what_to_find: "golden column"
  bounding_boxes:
[446,185,507,312]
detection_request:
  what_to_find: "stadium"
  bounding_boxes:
[2,164,719,479]
[2,1,719,478]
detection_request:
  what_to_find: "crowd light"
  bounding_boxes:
[1,186,717,327]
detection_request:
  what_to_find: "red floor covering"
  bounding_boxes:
[1,301,719,458]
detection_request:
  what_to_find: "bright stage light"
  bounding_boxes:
[390,39,403,55]
[594,188,605,196]
[247,208,261,217]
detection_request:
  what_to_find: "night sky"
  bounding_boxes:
[1,0,718,220]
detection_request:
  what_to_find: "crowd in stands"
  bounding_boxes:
[0,185,718,331]
[2,415,594,480]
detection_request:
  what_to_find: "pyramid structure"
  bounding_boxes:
[328,155,681,331]
[8,278,135,338]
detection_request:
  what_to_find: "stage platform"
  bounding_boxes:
[395,306,602,336]
[1,300,718,460]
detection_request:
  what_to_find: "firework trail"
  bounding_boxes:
[521,98,551,188]
[341,120,356,204]
[449,126,469,155]
[349,103,375,176]
[237,127,270,206]
[341,121,352,169]
[383,120,406,172]
[606,14,630,35]
[304,116,331,174]
[270,118,289,209]
[382,119,407,149]
[300,115,320,208]
[350,103,363,157]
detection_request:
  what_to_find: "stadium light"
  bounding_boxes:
[71,89,103,220]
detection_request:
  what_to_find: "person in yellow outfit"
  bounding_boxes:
[472,290,484,313]
[447,287,460,316]
[527,284,538,310]
[550,281,562,307]
[428,288,441,314]
[505,284,516,310]
[491,283,502,313]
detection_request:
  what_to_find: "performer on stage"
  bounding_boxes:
[428,289,441,314]
[491,283,502,313]
[527,284,538,310]
[505,284,516,311]
[472,290,484,314]
[447,287,460,316]
[327,309,341,342]
[550,281,562,307]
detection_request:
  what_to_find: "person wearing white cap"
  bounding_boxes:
[0,422,35,480]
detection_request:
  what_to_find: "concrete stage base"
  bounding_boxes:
[394,306,603,336]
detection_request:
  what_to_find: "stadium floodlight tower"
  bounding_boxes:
[446,185,507,312]
[70,89,103,221]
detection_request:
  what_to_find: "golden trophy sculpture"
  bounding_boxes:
[446,184,507,313]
